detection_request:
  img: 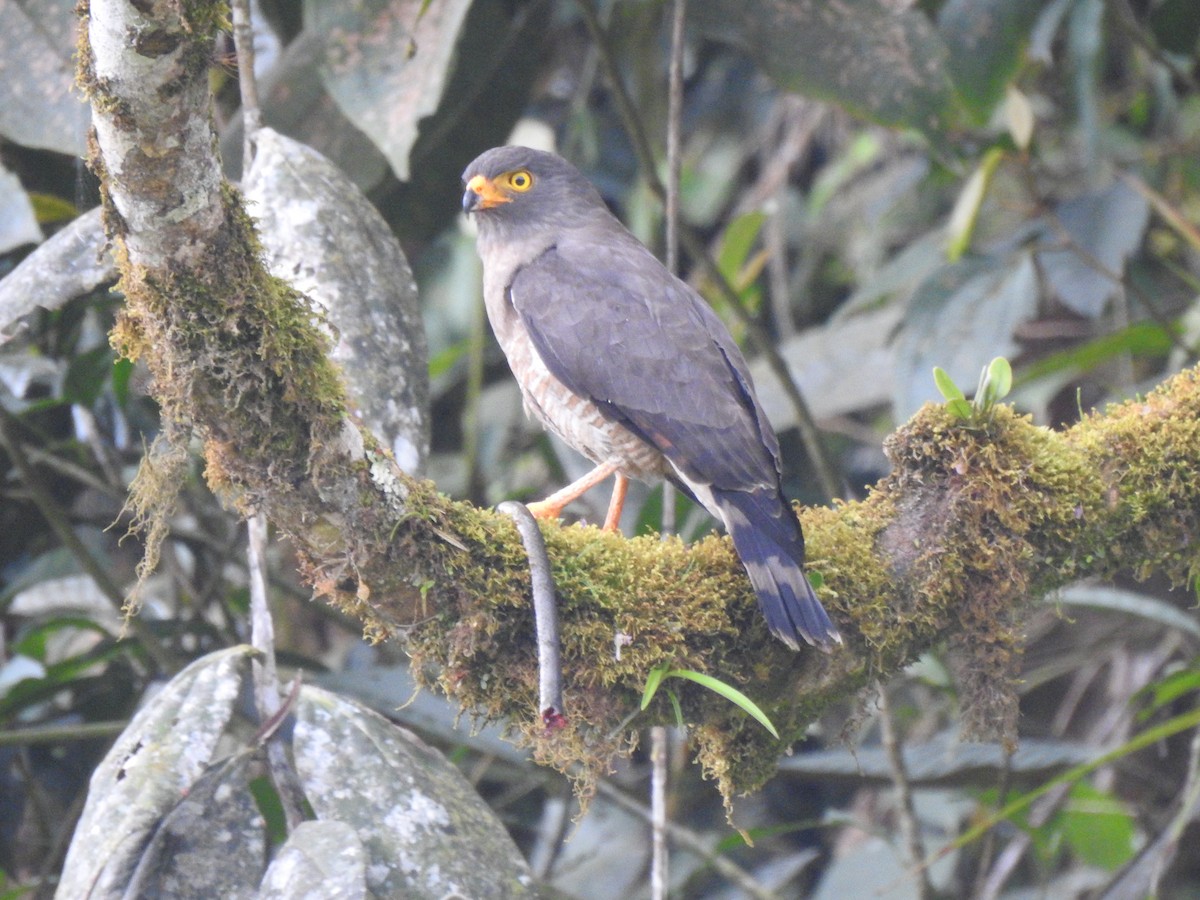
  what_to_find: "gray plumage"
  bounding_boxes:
[463,146,840,650]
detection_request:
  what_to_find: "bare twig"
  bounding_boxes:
[230,0,302,831]
[971,745,1013,898]
[650,10,687,894]
[463,256,487,501]
[878,684,932,900]
[665,0,685,278]
[649,725,670,899]
[72,405,123,489]
[528,788,573,880]
[230,0,262,165]
[247,512,304,830]
[0,720,127,747]
[751,98,826,339]
[247,514,280,708]
[976,831,1032,900]
[498,501,564,727]
[597,780,785,900]
[1147,722,1200,895]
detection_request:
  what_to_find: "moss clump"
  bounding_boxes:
[1071,370,1200,584]
[877,402,1115,746]
[397,501,877,797]
[113,187,346,486]
[108,184,350,617]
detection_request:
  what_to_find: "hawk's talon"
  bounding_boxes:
[523,459,623,524]
[524,499,565,521]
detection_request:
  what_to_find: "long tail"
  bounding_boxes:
[713,487,841,650]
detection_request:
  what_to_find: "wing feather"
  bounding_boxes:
[508,231,780,493]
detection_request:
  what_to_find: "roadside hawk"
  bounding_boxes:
[462,146,840,650]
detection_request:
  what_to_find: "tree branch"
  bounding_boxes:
[78,0,1200,802]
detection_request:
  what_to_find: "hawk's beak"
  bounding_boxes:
[462,174,511,214]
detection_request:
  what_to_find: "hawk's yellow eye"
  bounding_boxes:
[507,169,534,192]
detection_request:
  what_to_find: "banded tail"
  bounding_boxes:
[713,487,841,650]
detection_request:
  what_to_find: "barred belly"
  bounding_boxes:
[522,362,667,480]
[498,324,667,481]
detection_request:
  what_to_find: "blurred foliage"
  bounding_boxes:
[2,0,1200,896]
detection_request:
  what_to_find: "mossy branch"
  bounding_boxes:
[79,0,1200,799]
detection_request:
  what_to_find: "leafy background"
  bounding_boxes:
[2,0,1200,896]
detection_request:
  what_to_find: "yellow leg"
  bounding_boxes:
[525,459,622,521]
[602,473,629,532]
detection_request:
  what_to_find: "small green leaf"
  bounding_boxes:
[1017,322,1175,385]
[110,357,134,408]
[29,192,79,225]
[986,356,1013,400]
[946,146,1005,260]
[947,398,973,420]
[667,689,684,728]
[975,361,991,405]
[428,341,467,379]
[1061,782,1135,870]
[933,366,966,402]
[974,356,1013,416]
[642,665,780,737]
[663,669,779,738]
[717,211,767,285]
[248,774,289,846]
[12,617,110,661]
[1135,667,1200,718]
[641,663,670,710]
[64,345,118,407]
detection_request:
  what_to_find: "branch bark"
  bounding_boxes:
[79,0,1200,801]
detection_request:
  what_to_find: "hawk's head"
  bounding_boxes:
[462,147,607,231]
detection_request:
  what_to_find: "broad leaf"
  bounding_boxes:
[0,164,42,254]
[690,0,956,135]
[0,0,87,155]
[1037,179,1149,318]
[243,128,429,473]
[293,686,535,898]
[55,647,257,898]
[304,0,474,181]
[938,0,1043,122]
[1061,782,1136,870]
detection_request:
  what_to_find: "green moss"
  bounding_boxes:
[105,174,352,617]
[1069,371,1200,585]
[179,0,232,35]
[395,503,872,796]
[394,383,1163,788]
